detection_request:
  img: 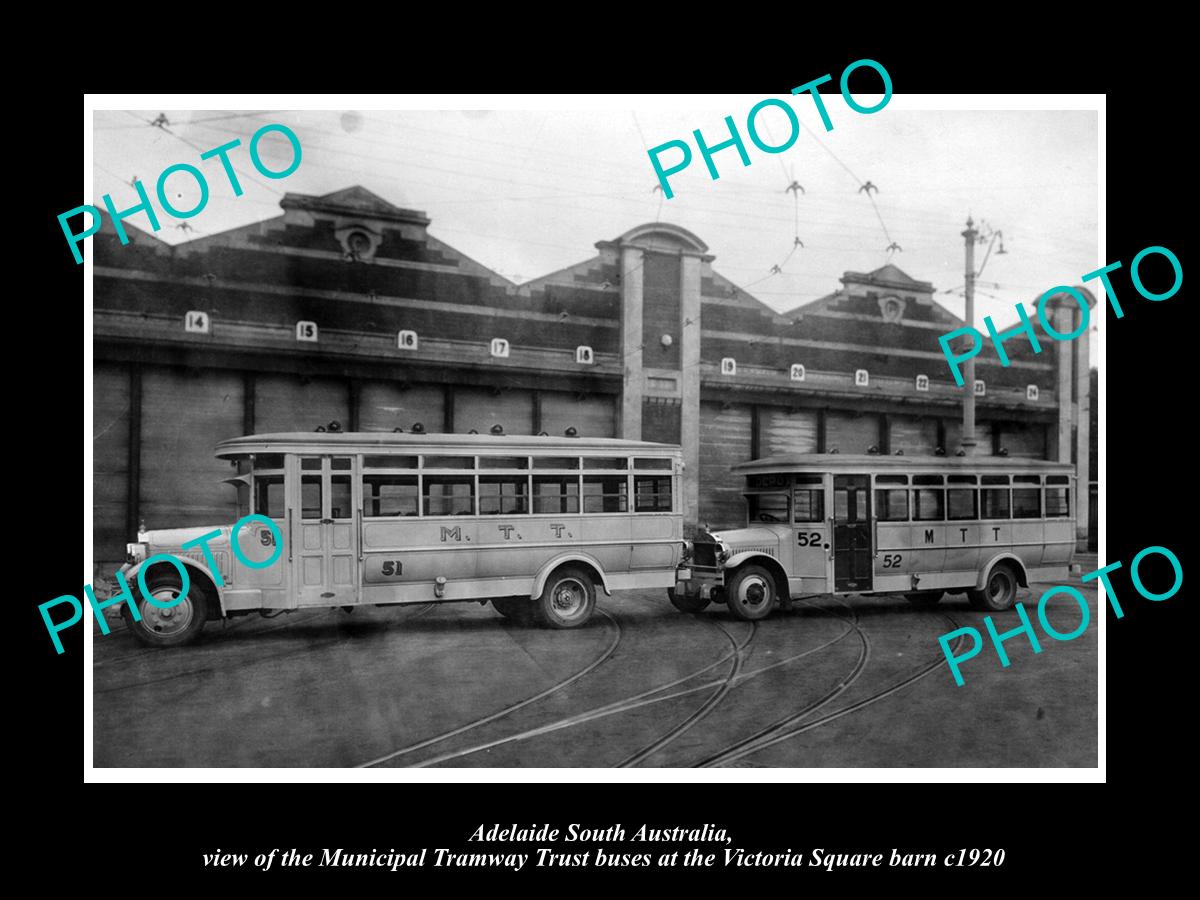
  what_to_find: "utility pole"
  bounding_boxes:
[961,216,978,456]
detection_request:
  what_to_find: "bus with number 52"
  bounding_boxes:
[671,453,1078,621]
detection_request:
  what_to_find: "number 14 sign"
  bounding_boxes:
[185,310,210,334]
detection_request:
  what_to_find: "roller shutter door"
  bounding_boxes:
[359,383,444,433]
[889,415,938,456]
[944,420,995,456]
[255,374,349,434]
[455,387,533,435]
[141,367,244,530]
[541,392,616,438]
[826,411,879,454]
[758,408,818,456]
[1000,422,1047,458]
[93,363,130,568]
[699,401,752,529]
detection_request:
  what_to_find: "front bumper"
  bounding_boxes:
[675,564,725,598]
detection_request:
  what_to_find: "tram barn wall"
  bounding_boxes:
[91,186,1092,574]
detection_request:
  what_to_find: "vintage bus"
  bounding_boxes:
[119,432,685,646]
[672,454,1078,621]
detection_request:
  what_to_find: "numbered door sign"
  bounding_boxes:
[974,380,986,396]
[576,345,594,365]
[915,374,929,392]
[184,311,209,334]
[721,358,737,376]
[790,364,805,382]
[1026,384,1040,401]
[490,338,510,358]
[296,321,318,342]
[855,369,869,387]
[398,330,418,350]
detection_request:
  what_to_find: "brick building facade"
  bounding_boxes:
[92,186,1093,571]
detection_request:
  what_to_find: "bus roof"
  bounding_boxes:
[733,453,1075,475]
[215,432,681,458]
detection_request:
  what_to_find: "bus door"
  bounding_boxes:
[832,474,873,592]
[292,455,361,606]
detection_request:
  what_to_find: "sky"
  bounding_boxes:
[91,102,1099,345]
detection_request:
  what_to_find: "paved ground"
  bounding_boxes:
[92,557,1099,768]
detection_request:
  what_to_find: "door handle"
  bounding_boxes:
[320,517,334,525]
[287,508,294,562]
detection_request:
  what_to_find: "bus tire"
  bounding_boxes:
[904,591,944,608]
[492,596,533,623]
[535,566,596,628]
[726,565,777,621]
[668,587,710,614]
[969,563,1019,611]
[126,570,208,648]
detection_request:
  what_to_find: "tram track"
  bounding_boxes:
[358,608,625,768]
[405,599,858,768]
[94,604,438,693]
[93,608,320,668]
[616,620,757,768]
[698,611,965,767]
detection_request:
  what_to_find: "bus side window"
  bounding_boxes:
[913,489,944,520]
[363,475,418,517]
[533,475,579,513]
[254,475,285,518]
[424,476,474,516]
[480,476,529,515]
[1045,475,1070,517]
[874,474,907,522]
[794,476,825,522]
[1013,475,1041,518]
[913,474,944,521]
[947,476,977,520]
[583,475,627,513]
[981,474,1010,518]
[634,476,672,512]
[875,488,908,521]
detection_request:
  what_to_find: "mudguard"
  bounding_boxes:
[976,552,1028,590]
[120,555,227,616]
[531,551,613,598]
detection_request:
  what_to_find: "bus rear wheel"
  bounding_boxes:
[904,591,944,608]
[969,564,1019,611]
[126,571,208,648]
[668,587,710,614]
[535,566,596,628]
[726,565,777,621]
[492,596,533,623]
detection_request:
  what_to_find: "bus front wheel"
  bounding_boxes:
[969,564,1019,611]
[726,565,777,621]
[536,566,596,628]
[126,572,209,648]
[668,587,710,614]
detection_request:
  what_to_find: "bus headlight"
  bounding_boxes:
[681,540,693,563]
[125,542,148,564]
[716,541,731,564]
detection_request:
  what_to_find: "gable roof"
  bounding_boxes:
[279,186,431,225]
